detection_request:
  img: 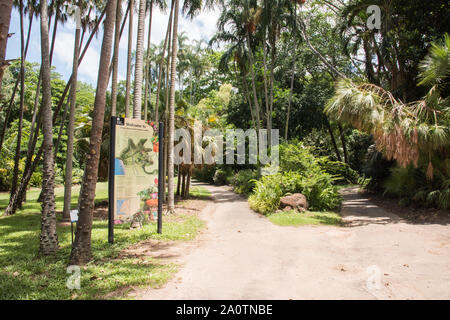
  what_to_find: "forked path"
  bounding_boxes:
[135,184,450,300]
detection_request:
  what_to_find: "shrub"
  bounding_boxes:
[249,170,342,215]
[30,171,43,187]
[279,141,321,174]
[213,167,233,186]
[231,169,259,195]
[384,161,450,210]
[193,165,216,184]
[317,157,359,184]
[248,174,283,215]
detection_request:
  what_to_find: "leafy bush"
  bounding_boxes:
[30,171,43,187]
[249,170,342,215]
[384,161,450,210]
[193,165,216,184]
[317,157,359,184]
[231,169,259,195]
[279,141,321,174]
[213,167,233,186]
[248,174,284,215]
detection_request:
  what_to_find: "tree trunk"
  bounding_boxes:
[143,0,153,121]
[167,0,179,213]
[176,165,181,196]
[246,31,261,133]
[285,2,297,141]
[133,0,146,119]
[183,169,191,199]
[125,0,134,118]
[110,0,122,116]
[326,119,341,162]
[38,0,58,256]
[70,0,117,265]
[338,123,348,164]
[10,1,26,203]
[0,0,13,96]
[154,0,174,122]
[62,7,82,221]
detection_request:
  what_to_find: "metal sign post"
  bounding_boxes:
[158,122,164,234]
[108,116,117,244]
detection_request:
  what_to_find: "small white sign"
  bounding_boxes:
[70,210,79,223]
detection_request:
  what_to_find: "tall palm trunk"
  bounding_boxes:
[154,0,174,122]
[143,0,153,121]
[0,0,13,96]
[111,0,122,116]
[39,0,58,256]
[285,3,297,141]
[133,0,146,119]
[245,30,261,133]
[10,0,26,203]
[167,0,180,213]
[125,0,134,117]
[62,7,82,221]
[70,0,117,265]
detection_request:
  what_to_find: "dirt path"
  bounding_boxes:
[133,184,450,300]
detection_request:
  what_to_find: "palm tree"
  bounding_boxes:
[0,0,13,96]
[62,4,82,221]
[111,0,123,117]
[125,0,134,117]
[70,0,118,265]
[167,0,180,213]
[39,0,58,256]
[325,33,450,177]
[133,0,147,119]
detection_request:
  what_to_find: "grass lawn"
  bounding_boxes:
[0,184,211,300]
[268,210,342,227]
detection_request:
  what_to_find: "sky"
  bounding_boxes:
[5,4,220,87]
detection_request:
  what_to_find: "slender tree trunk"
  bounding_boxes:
[245,31,261,133]
[285,3,297,140]
[262,28,270,130]
[338,123,349,164]
[38,0,58,256]
[0,6,32,154]
[62,7,82,221]
[326,119,341,162]
[143,0,153,121]
[176,165,181,196]
[10,1,26,203]
[0,0,13,96]
[70,0,117,265]
[167,0,179,213]
[298,14,346,79]
[133,0,146,119]
[111,0,122,116]
[125,0,134,118]
[154,0,174,122]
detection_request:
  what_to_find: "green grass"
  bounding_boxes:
[0,183,109,215]
[268,210,342,227]
[188,186,212,199]
[0,184,210,300]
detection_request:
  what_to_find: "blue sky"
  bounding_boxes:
[5,4,219,87]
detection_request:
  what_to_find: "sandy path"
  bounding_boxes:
[134,184,450,300]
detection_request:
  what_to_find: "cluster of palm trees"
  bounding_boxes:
[0,0,218,264]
